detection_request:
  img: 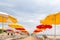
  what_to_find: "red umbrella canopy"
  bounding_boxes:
[32,29,43,34]
[37,24,52,29]
[34,30,42,32]
[32,24,52,34]
[15,32,20,34]
[15,28,25,30]
[7,29,14,32]
[44,25,52,29]
[36,25,45,29]
[15,28,29,34]
[21,30,29,34]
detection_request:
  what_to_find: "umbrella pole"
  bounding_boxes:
[54,25,56,40]
[54,15,56,40]
[2,22,4,33]
[2,17,4,33]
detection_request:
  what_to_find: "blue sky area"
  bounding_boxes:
[0,0,60,35]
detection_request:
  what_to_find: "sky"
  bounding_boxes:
[0,0,60,35]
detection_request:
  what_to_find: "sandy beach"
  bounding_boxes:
[0,33,60,40]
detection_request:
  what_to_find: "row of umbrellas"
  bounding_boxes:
[32,12,60,34]
[8,23,29,34]
[0,12,29,34]
[0,12,60,35]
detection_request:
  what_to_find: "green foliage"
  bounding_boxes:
[0,29,7,33]
[0,30,3,33]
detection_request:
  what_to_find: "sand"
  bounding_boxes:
[22,36,41,40]
[1,33,60,40]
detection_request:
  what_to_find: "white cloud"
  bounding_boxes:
[0,2,15,7]
[49,0,60,6]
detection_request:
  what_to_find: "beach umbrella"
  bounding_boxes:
[34,30,42,32]
[21,30,29,34]
[8,23,23,28]
[15,28,29,34]
[32,25,44,34]
[36,25,45,29]
[15,32,20,34]
[8,23,29,34]
[7,29,13,32]
[40,12,60,39]
[40,12,60,25]
[6,29,14,32]
[32,28,45,34]
[0,12,17,23]
[40,14,54,25]
[15,28,25,30]
[32,29,42,34]
[32,24,52,34]
[0,12,17,32]
[44,25,52,29]
[16,28,29,34]
[16,29,29,34]
[36,24,52,29]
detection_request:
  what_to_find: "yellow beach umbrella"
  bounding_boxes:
[54,12,60,24]
[8,23,23,28]
[0,12,17,23]
[40,14,55,25]
[0,12,17,32]
[40,12,60,39]
[8,15,17,23]
[40,12,60,25]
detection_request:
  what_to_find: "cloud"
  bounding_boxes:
[49,0,60,6]
[0,2,14,7]
[0,0,60,13]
